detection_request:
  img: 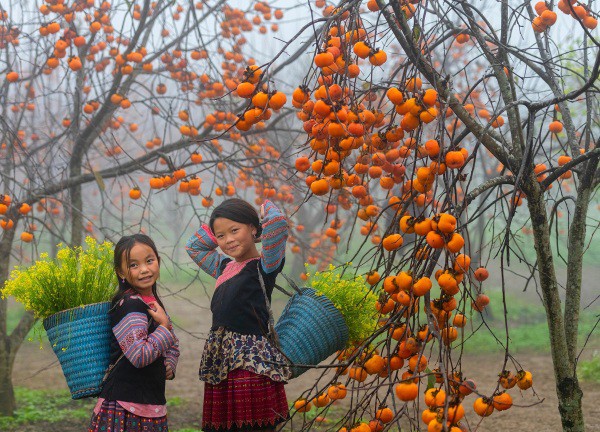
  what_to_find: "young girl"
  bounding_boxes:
[89,234,180,432]
[186,198,290,432]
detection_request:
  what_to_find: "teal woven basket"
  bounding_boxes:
[43,302,112,399]
[275,288,349,378]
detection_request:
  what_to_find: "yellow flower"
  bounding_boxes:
[3,237,116,319]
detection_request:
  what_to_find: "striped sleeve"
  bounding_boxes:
[260,200,288,274]
[164,319,179,379]
[185,223,227,279]
[113,312,176,369]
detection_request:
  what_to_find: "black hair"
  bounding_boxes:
[111,233,165,310]
[209,198,262,237]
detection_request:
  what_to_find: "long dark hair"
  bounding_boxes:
[111,233,165,310]
[209,198,262,237]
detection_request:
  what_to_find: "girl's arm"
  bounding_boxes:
[113,312,176,369]
[185,223,228,279]
[164,322,179,380]
[260,200,289,274]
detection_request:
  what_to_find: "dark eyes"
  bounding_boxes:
[216,228,238,238]
[129,258,155,268]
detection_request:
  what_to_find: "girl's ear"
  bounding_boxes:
[117,271,126,281]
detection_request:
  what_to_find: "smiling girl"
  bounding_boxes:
[186,199,290,432]
[89,234,179,432]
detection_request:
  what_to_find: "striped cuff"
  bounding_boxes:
[186,226,222,278]
[201,223,218,244]
[149,325,176,354]
[260,200,288,273]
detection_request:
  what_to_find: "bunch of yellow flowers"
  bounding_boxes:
[307,263,378,345]
[2,237,116,319]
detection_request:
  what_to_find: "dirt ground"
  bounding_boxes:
[11,267,600,431]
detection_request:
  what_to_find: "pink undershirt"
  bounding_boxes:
[94,294,167,418]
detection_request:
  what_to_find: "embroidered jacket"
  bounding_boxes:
[100,293,179,405]
[186,199,291,383]
[186,199,288,335]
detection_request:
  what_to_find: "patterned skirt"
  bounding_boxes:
[202,369,289,432]
[89,400,168,432]
[200,327,291,385]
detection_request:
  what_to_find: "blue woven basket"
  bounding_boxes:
[43,302,112,399]
[275,288,349,378]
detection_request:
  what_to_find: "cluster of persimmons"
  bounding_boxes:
[259,3,544,430]
[532,0,597,32]
[5,1,585,427]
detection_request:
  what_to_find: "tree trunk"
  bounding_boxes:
[70,180,83,248]
[0,336,16,416]
[526,177,585,432]
[0,227,17,415]
[564,157,599,365]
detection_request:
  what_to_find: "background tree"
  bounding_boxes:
[0,0,312,415]
[277,1,598,431]
[1,1,599,431]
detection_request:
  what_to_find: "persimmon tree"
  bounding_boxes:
[273,1,597,432]
[1,0,598,431]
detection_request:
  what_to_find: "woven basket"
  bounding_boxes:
[43,302,112,399]
[275,288,348,378]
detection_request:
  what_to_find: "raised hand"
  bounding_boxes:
[146,301,170,328]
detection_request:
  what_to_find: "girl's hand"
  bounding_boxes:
[253,204,265,243]
[166,364,174,380]
[146,302,170,328]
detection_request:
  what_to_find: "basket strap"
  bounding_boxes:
[102,317,154,384]
[256,263,281,348]
[102,352,125,384]
[278,272,303,295]
[274,283,293,297]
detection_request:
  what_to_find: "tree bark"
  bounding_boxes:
[0,337,16,416]
[70,179,83,248]
[0,221,35,416]
[0,219,17,416]
[525,176,585,432]
[564,157,599,365]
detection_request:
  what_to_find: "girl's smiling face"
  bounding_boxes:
[212,217,259,262]
[118,242,160,295]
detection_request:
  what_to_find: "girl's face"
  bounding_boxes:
[212,217,258,262]
[118,242,160,295]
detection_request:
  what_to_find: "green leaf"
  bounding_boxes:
[426,367,436,390]
[412,24,422,43]
[93,169,105,191]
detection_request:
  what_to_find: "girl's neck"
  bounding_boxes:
[132,287,154,298]
[233,252,260,263]
[139,293,156,302]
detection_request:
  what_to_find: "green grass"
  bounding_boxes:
[281,403,351,431]
[460,290,599,354]
[0,387,94,429]
[578,352,600,383]
[0,388,201,432]
[167,396,184,407]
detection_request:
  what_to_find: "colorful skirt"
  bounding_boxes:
[89,400,168,432]
[202,369,289,432]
